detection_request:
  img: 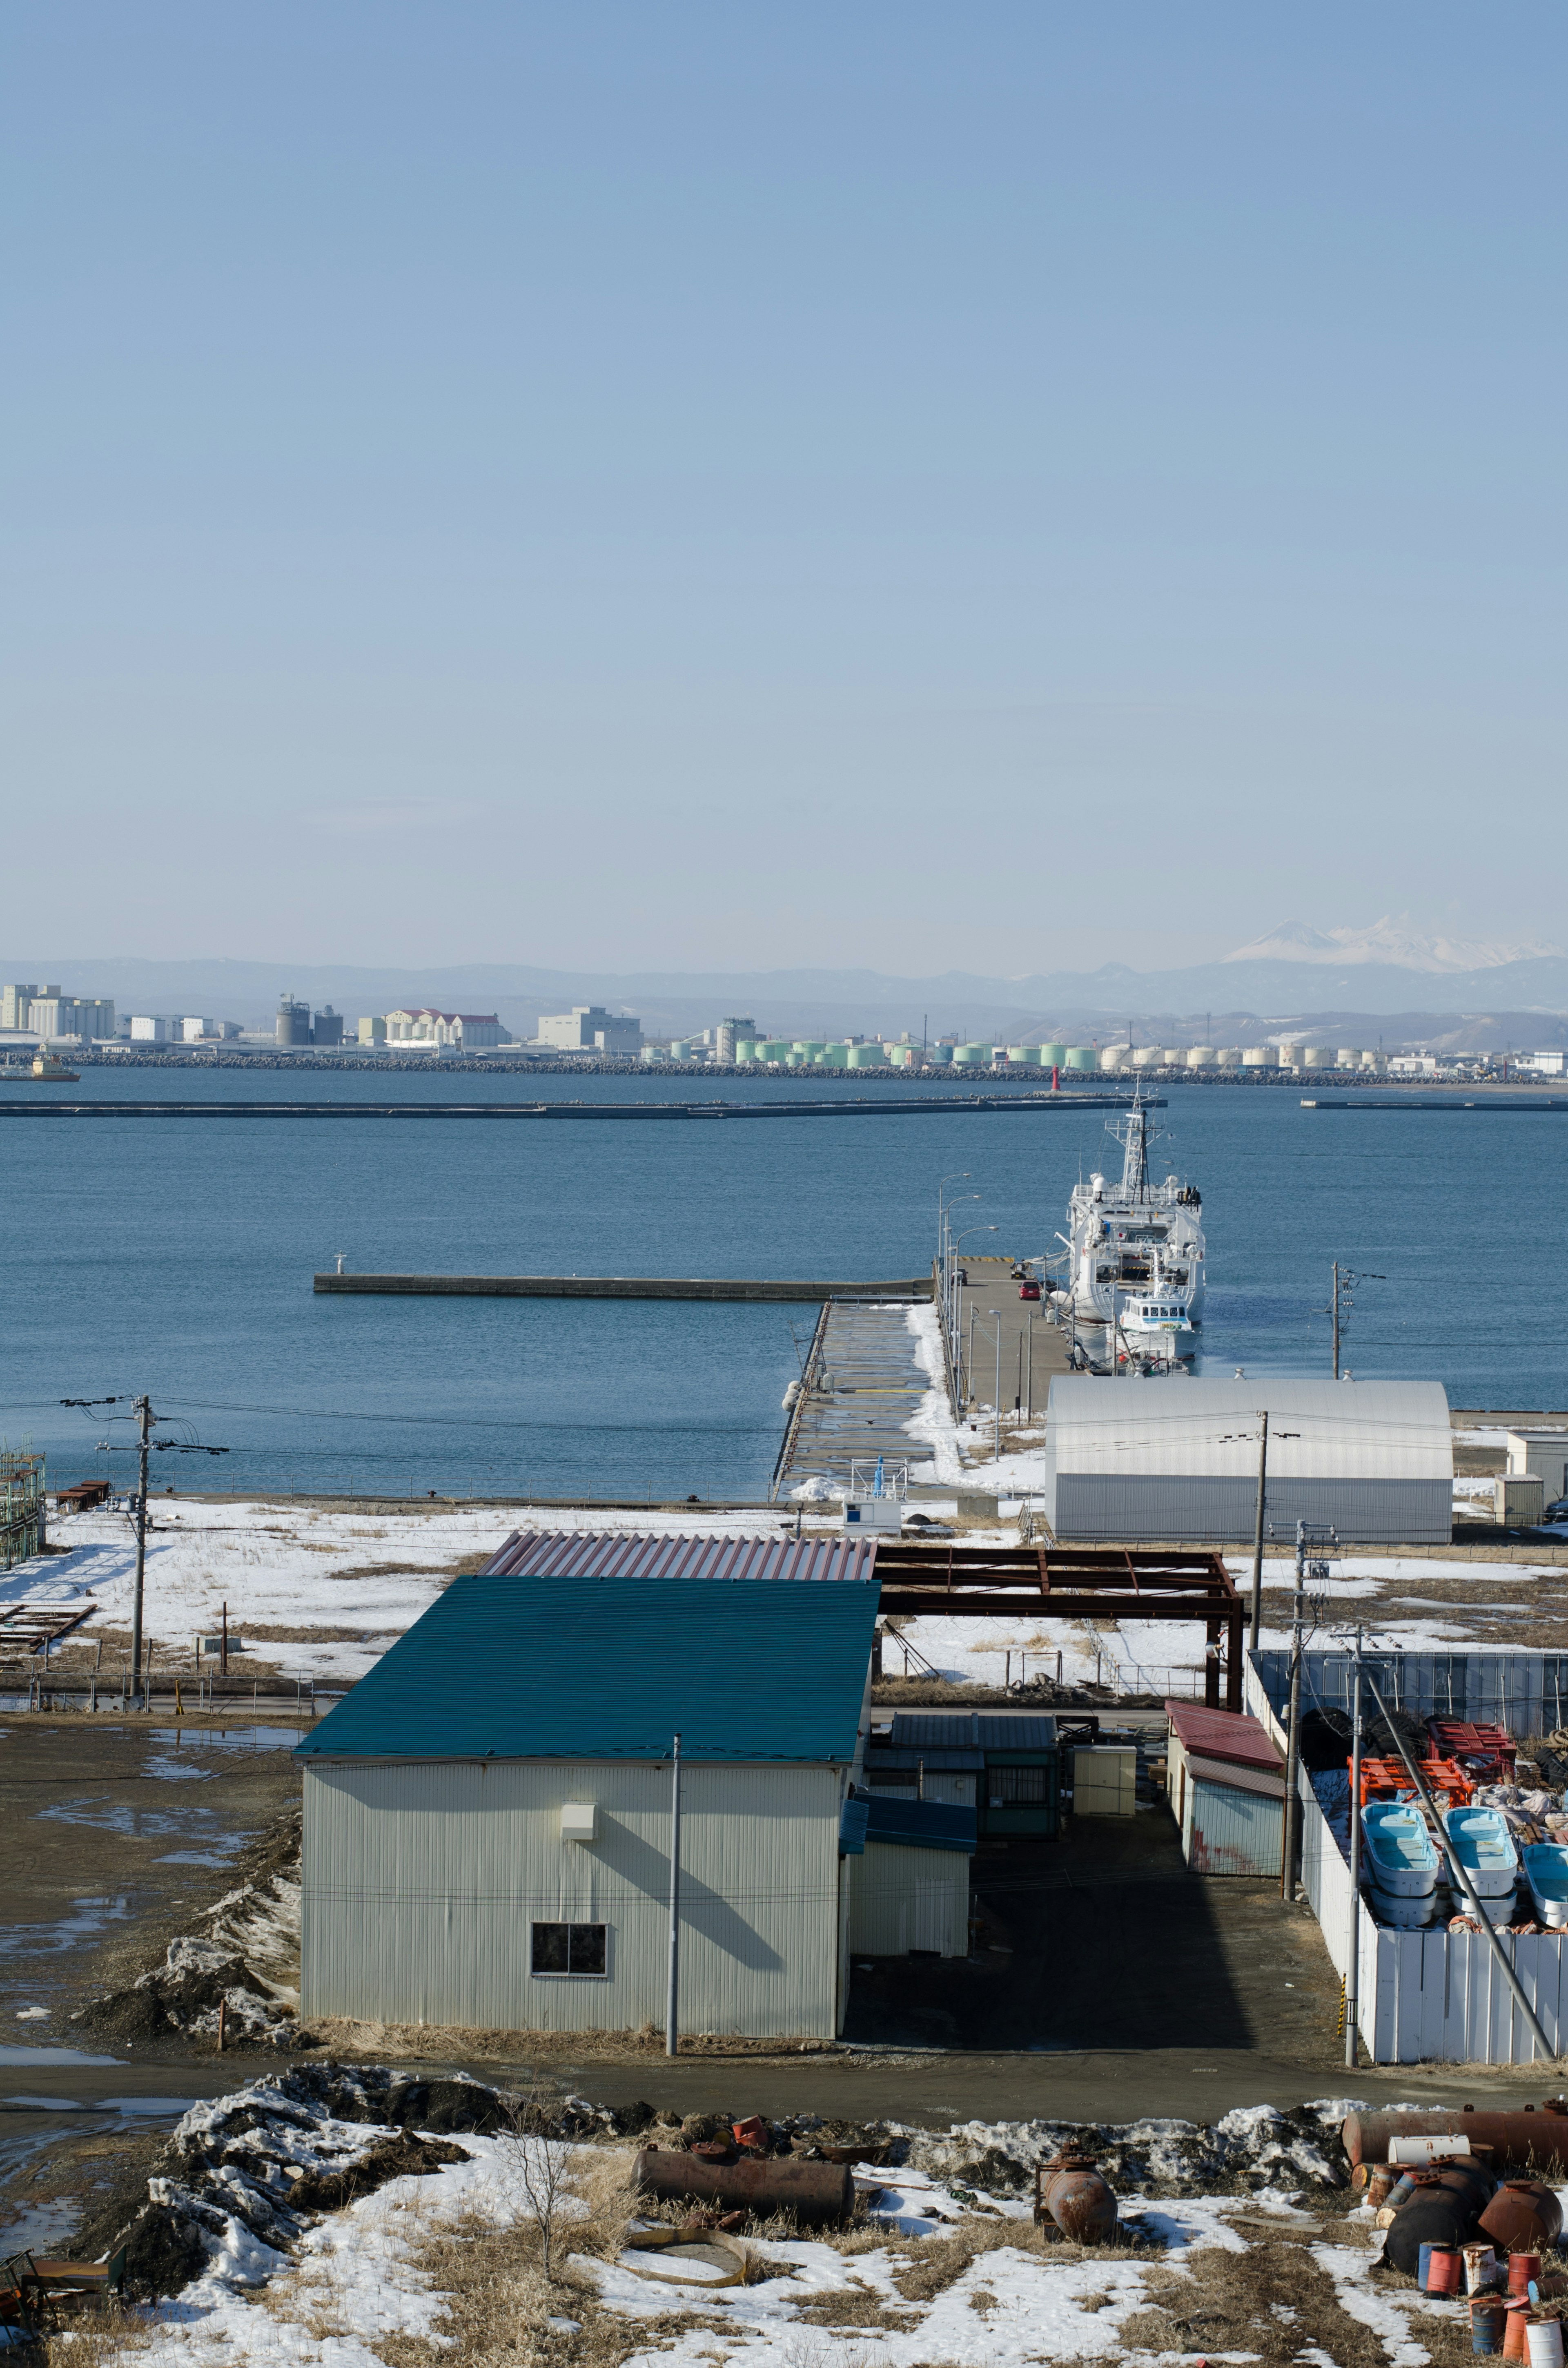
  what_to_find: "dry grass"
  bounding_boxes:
[304,2013,841,2063]
[367,2142,739,2368]
[1111,2226,1394,2368]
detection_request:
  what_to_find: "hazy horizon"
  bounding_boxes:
[5,4,1564,967]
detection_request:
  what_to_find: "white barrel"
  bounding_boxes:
[1528,2318,1563,2368]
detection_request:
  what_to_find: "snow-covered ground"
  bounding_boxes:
[8,1481,1561,1697]
[95,2079,1457,2368]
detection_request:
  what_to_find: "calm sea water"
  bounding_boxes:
[1,1070,1560,1498]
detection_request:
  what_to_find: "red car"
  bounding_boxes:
[1018,1280,1042,1301]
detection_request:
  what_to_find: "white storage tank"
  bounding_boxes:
[1363,1051,1388,1073]
[1162,1048,1183,1066]
[1241,1047,1278,1068]
[1130,1047,1164,1070]
[1099,1044,1131,1071]
[1336,1048,1362,1067]
[1216,1047,1242,1067]
[1301,1045,1331,1068]
[1186,1047,1217,1068]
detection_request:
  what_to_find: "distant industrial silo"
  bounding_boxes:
[276,994,312,1047]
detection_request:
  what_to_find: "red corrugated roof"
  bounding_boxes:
[480,1531,880,1585]
[1165,1699,1282,1776]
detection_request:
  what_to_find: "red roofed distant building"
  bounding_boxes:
[383,1008,509,1048]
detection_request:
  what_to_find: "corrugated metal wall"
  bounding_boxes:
[1183,1775,1283,1877]
[303,1759,843,2038]
[845,1842,969,1957]
[1254,1650,1568,1733]
[1052,1474,1450,1544]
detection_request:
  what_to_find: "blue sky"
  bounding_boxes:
[3,4,1563,972]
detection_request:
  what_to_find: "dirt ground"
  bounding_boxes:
[0,1710,1557,2267]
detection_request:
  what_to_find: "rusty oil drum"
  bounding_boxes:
[1343,2105,1568,2180]
[1033,2153,1118,2245]
[633,2149,853,2226]
[1478,2180,1566,2256]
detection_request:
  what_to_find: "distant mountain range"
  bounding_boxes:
[1223,916,1563,973]
[9,941,1568,1046]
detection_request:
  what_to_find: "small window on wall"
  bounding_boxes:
[530,1922,608,1977]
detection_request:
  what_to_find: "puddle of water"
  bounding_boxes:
[155,1849,242,1868]
[151,1726,305,1750]
[4,2094,190,2114]
[0,2045,125,2067]
[143,1755,214,1782]
[0,1895,137,1961]
[40,1798,227,1839]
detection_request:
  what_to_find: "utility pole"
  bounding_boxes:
[993,1322,1001,1465]
[665,1732,682,2058]
[131,1395,151,1709]
[1331,1262,1341,1380]
[1248,1411,1270,1652]
[1345,1624,1363,2067]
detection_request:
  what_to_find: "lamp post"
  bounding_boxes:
[950,1226,997,1402]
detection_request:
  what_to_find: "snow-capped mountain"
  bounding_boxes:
[1223,915,1564,973]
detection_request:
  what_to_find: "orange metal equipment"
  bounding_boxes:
[1357,1755,1475,1808]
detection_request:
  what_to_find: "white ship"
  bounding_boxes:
[1058,1093,1205,1370]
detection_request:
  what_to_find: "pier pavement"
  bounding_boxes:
[949,1253,1071,1423]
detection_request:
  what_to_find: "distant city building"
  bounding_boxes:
[383,1008,509,1048]
[713,1015,755,1063]
[178,1016,239,1042]
[535,1005,642,1056]
[1,983,44,1030]
[312,1006,345,1047]
[130,1015,169,1044]
[358,1016,388,1044]
[276,994,313,1048]
[27,994,116,1041]
[2,985,115,1039]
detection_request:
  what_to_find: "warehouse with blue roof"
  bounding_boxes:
[296,1551,976,2039]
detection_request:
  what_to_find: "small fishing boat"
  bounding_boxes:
[1367,1885,1441,1929]
[1444,1805,1521,1900]
[1522,1842,1568,1929]
[1361,1801,1440,1897]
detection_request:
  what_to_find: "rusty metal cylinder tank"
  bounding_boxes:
[1343,2107,1568,2180]
[1033,2154,1118,2245]
[633,2149,853,2226]
[1382,2165,1497,2279]
[1479,2181,1566,2256]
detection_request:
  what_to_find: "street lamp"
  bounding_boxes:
[937,1173,972,1260]
[950,1225,998,1402]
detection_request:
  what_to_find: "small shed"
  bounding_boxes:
[1041,1377,1453,1544]
[297,1573,880,2040]
[868,1711,1060,1839]
[1165,1700,1284,1877]
[841,1795,975,1958]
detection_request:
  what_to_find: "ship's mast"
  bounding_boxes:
[1118,1087,1149,1201]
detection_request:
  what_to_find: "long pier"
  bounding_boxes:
[314,1272,931,1301]
[0,1091,1152,1121]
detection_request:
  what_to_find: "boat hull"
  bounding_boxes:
[1522,1843,1568,1928]
[1443,1806,1521,1900]
[1361,1803,1441,1897]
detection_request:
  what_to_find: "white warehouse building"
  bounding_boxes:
[1041,1377,1454,1545]
[296,1538,973,2039]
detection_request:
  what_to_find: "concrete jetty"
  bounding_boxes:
[314,1273,929,1301]
[949,1254,1072,1423]
[772,1300,936,1500]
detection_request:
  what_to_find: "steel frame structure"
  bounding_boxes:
[873,1541,1243,1711]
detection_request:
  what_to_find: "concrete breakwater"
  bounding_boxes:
[0,1090,1151,1120]
[314,1272,932,1301]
